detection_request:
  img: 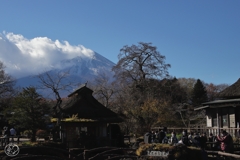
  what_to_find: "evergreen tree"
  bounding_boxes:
[6,87,51,141]
[191,79,208,107]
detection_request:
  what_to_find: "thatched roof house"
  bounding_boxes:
[51,85,123,148]
[58,85,122,123]
[217,78,240,98]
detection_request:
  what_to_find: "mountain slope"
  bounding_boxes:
[16,52,116,97]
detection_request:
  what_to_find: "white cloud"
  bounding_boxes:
[0,32,95,78]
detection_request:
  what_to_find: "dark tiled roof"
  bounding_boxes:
[217,78,240,98]
[195,98,240,110]
[202,98,240,105]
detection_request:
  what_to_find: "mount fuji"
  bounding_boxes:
[16,52,116,97]
[0,32,116,98]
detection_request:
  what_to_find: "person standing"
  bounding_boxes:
[154,130,159,142]
[10,127,16,142]
[162,135,169,144]
[180,130,189,146]
[192,132,200,147]
[200,132,208,150]
[158,129,166,143]
[208,133,218,150]
[188,132,193,146]
[3,126,10,137]
[10,127,16,136]
[217,130,234,153]
[3,126,10,144]
[150,130,156,143]
[168,132,178,145]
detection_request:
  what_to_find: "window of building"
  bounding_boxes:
[212,114,217,127]
[222,108,228,127]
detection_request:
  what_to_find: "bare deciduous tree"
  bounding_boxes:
[36,70,79,142]
[36,70,78,116]
[0,61,15,114]
[177,78,197,101]
[112,42,171,87]
[91,73,115,108]
[173,103,205,128]
[0,61,15,97]
[216,83,229,92]
[111,42,172,134]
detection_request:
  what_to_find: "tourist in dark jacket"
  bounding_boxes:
[200,132,208,150]
[158,129,166,143]
[180,130,189,146]
[208,133,218,150]
[193,132,201,147]
[150,130,156,143]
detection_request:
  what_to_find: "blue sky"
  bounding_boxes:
[0,0,239,85]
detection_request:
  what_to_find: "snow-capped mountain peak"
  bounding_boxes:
[16,51,116,98]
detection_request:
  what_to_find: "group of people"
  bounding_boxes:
[187,130,234,153]
[2,126,16,137]
[146,129,234,153]
[146,129,178,145]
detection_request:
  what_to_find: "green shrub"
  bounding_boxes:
[20,141,65,149]
[21,141,38,147]
[23,130,32,138]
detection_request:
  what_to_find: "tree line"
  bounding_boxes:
[0,42,229,140]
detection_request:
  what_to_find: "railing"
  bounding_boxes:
[153,127,240,137]
[123,135,132,143]
[206,151,240,160]
[206,142,240,150]
[0,136,24,147]
[0,135,32,148]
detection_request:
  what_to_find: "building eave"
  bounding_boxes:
[202,99,240,105]
[194,105,209,111]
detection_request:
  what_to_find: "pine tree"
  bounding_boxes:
[191,79,208,107]
[7,87,51,141]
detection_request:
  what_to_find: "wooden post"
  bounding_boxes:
[0,138,3,148]
[17,136,20,144]
[84,149,89,160]
[217,108,220,135]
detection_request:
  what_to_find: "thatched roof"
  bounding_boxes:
[59,86,123,123]
[217,78,240,98]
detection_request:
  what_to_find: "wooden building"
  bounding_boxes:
[51,85,123,148]
[195,78,240,137]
